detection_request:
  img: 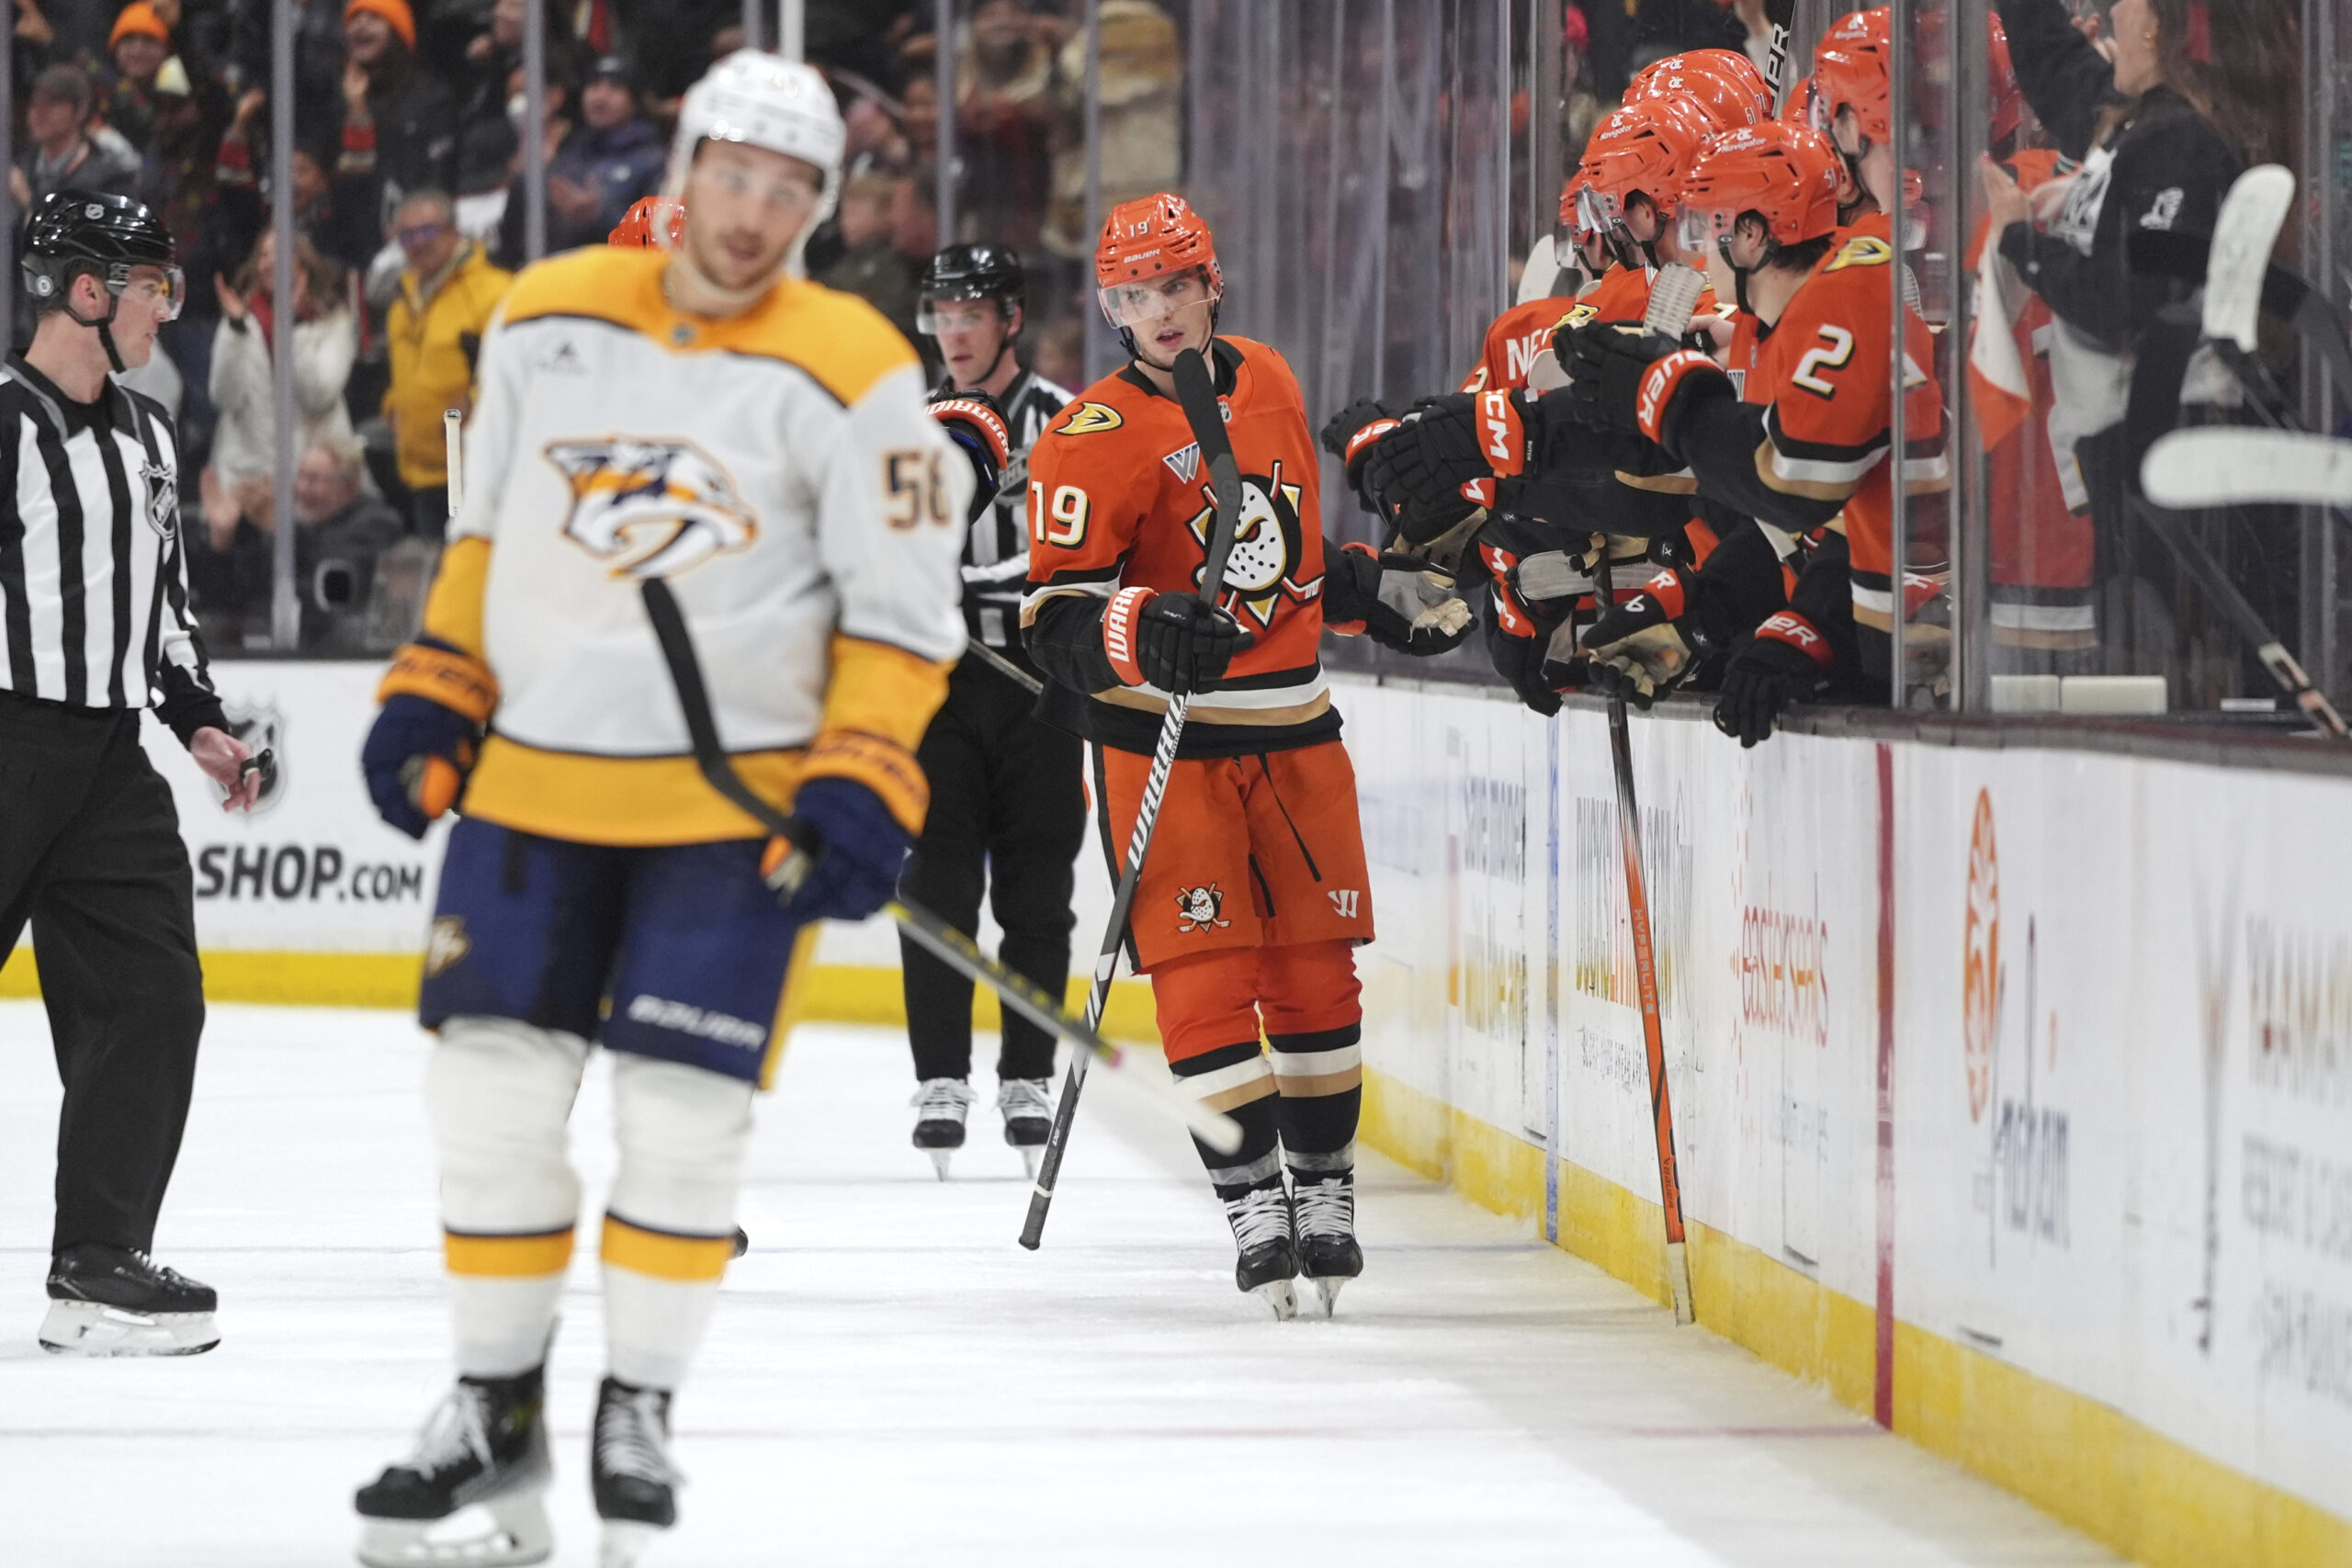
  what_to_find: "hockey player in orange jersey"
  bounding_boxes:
[1022,193,1465,1319]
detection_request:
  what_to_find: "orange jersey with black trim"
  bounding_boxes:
[1752,213,1947,624]
[1022,336,1335,757]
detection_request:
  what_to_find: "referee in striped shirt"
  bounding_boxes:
[0,193,264,1357]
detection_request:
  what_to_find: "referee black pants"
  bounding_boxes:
[0,693,205,1258]
[899,654,1085,1083]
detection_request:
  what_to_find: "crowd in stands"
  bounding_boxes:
[1,0,1777,660]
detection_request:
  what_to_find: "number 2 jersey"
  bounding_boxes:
[1021,336,1338,759]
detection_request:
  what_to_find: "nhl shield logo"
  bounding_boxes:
[220,699,287,812]
[140,458,179,538]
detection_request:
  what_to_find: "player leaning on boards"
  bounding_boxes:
[1021,195,1467,1318]
[0,192,266,1359]
[901,243,1081,1178]
[353,52,967,1568]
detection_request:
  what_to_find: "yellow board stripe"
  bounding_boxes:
[0,955,1163,1044]
[1359,1067,2352,1568]
[444,1226,574,1278]
[601,1214,732,1282]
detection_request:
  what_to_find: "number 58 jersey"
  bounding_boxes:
[422,245,970,845]
[1020,335,1338,759]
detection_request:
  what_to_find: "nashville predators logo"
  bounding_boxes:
[1058,401,1124,435]
[1185,457,1320,631]
[546,437,756,580]
[1175,884,1230,933]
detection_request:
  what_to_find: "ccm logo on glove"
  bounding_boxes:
[1477,390,1525,475]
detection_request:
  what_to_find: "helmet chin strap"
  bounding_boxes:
[1718,233,1757,318]
[64,288,129,374]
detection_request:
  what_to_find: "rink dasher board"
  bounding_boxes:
[1341,675,2352,1540]
[0,660,1120,1005]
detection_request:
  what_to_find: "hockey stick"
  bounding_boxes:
[2131,501,2347,736]
[1597,562,1696,1326]
[967,637,1045,695]
[2142,427,2352,510]
[1020,345,1246,1249]
[1760,0,1798,109]
[638,577,1240,1153]
[1595,269,1704,1325]
[444,409,464,519]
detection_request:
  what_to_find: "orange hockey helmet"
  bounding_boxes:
[1577,95,1713,231]
[1629,52,1770,129]
[1094,192,1223,332]
[609,195,684,248]
[1676,119,1843,253]
[1813,6,1894,147]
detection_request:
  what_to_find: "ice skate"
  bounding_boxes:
[1224,1185,1299,1319]
[40,1243,220,1357]
[593,1377,678,1567]
[355,1368,553,1567]
[998,1077,1055,1177]
[910,1077,975,1179]
[1293,1174,1363,1317]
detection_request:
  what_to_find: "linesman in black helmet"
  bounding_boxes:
[901,244,1081,1176]
[0,192,266,1356]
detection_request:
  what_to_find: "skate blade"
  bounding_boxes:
[600,1519,667,1568]
[1311,1274,1350,1318]
[1252,1280,1298,1321]
[356,1494,553,1567]
[39,1299,219,1357]
[928,1149,955,1181]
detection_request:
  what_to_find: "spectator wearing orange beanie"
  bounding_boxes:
[344,0,416,51]
[109,3,172,51]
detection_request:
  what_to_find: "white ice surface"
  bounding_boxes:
[0,1003,2119,1567]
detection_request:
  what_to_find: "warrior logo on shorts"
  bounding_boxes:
[546,436,756,580]
[1185,459,1320,631]
[1175,884,1230,933]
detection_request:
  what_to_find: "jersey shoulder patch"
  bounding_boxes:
[1057,400,1125,435]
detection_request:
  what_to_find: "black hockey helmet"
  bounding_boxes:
[917,243,1025,333]
[21,191,183,369]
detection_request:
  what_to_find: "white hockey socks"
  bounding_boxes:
[427,1018,590,1378]
[600,1054,755,1392]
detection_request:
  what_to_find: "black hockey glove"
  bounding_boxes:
[1102,586,1254,694]
[1323,540,1475,657]
[1581,567,1696,711]
[1557,321,1683,434]
[1363,394,1517,546]
[1712,611,1833,749]
[1318,398,1405,518]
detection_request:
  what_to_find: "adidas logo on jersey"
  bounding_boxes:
[539,338,587,374]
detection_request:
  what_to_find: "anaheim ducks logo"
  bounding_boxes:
[546,436,756,580]
[1185,458,1321,630]
[1058,401,1124,435]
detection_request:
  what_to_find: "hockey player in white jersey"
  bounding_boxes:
[353,52,968,1567]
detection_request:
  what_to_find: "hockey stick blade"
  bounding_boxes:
[2143,427,2352,509]
[1644,264,1707,342]
[1021,346,1250,1249]
[2202,165,2294,352]
[637,580,1244,1150]
[2131,502,2350,738]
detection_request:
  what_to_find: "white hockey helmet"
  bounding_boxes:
[667,51,846,267]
